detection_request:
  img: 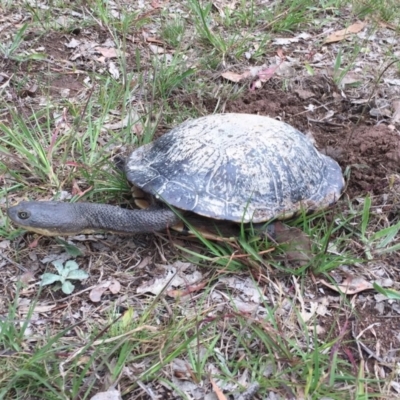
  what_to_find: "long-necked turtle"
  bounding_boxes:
[7,114,344,236]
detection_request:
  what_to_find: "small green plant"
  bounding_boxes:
[359,196,400,259]
[151,54,196,99]
[0,23,27,59]
[161,15,186,48]
[41,260,89,294]
[0,23,46,62]
[187,0,230,55]
[373,282,400,300]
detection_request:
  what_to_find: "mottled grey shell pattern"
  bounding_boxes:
[125,114,344,223]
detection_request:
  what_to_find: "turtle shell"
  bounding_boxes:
[125,114,344,223]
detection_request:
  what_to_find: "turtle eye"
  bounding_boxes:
[18,211,30,220]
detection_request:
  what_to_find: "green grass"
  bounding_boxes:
[1,0,400,398]
[0,278,367,399]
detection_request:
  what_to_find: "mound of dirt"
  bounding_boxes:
[208,77,400,198]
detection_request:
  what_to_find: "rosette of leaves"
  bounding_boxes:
[41,260,89,294]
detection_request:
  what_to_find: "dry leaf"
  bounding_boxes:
[71,180,85,196]
[167,281,206,298]
[391,99,400,124]
[211,378,228,400]
[146,37,165,45]
[320,276,373,294]
[137,262,202,295]
[300,301,318,322]
[20,271,35,286]
[213,1,237,17]
[109,280,121,294]
[95,47,118,58]
[89,282,111,302]
[276,48,285,59]
[221,70,251,83]
[65,38,80,48]
[150,0,162,8]
[90,389,122,400]
[273,37,300,45]
[148,44,165,54]
[250,60,283,90]
[324,22,366,44]
[108,61,119,79]
[19,303,56,313]
[295,88,315,100]
[257,65,280,82]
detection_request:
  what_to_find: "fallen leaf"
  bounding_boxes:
[109,280,121,294]
[19,303,57,314]
[0,73,10,85]
[273,32,312,45]
[148,44,165,54]
[273,37,300,45]
[89,282,112,302]
[95,47,118,58]
[137,262,202,295]
[167,281,206,297]
[150,0,162,8]
[391,99,400,124]
[71,180,85,196]
[19,83,38,98]
[276,48,285,59]
[219,276,267,303]
[90,388,122,400]
[20,271,35,286]
[0,240,10,249]
[146,37,165,45]
[221,70,251,83]
[257,65,280,82]
[65,38,80,48]
[108,61,119,79]
[295,88,315,100]
[212,1,237,17]
[320,275,373,294]
[250,59,284,90]
[300,301,318,322]
[211,378,228,400]
[324,22,366,44]
[28,237,41,248]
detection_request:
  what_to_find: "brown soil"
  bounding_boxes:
[206,77,400,199]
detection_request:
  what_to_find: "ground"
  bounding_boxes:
[1,1,400,399]
[221,80,400,380]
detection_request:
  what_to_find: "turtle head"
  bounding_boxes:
[7,201,87,235]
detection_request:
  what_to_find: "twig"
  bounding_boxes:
[0,252,27,272]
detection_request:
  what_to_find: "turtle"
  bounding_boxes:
[7,113,344,236]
